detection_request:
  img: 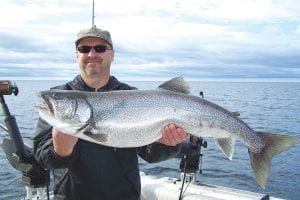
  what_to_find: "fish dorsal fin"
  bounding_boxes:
[158,77,190,94]
[215,138,235,160]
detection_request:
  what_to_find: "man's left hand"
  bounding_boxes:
[157,124,188,146]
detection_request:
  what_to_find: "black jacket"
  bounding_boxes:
[33,75,182,200]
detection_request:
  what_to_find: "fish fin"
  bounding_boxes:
[215,138,235,160]
[158,77,190,94]
[76,123,89,132]
[83,131,109,143]
[248,132,299,189]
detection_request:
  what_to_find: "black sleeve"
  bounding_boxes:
[138,143,182,163]
[33,118,77,169]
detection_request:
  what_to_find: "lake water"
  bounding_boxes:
[0,79,299,200]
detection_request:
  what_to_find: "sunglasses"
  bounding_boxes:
[77,45,112,53]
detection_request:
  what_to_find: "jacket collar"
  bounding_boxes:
[68,75,122,92]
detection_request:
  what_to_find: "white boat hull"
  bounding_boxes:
[140,173,282,200]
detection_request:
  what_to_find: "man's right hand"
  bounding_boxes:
[52,128,78,157]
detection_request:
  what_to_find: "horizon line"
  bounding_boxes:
[1,76,299,83]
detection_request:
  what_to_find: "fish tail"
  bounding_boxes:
[248,132,299,189]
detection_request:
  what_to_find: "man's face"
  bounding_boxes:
[76,37,114,78]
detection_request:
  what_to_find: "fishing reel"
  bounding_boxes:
[0,80,19,96]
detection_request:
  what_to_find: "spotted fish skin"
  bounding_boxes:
[38,77,299,188]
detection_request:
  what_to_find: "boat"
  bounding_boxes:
[0,80,283,200]
[140,172,281,200]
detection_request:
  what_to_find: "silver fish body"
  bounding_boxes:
[38,77,299,188]
[87,89,262,151]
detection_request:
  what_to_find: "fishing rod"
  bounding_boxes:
[92,0,95,25]
[0,80,50,200]
[0,80,29,160]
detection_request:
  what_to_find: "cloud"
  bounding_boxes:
[0,0,300,80]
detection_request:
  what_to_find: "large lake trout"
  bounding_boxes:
[38,77,299,188]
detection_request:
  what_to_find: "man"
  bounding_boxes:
[33,25,187,200]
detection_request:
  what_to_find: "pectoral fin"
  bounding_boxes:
[83,131,109,143]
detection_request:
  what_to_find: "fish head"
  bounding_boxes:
[38,90,92,129]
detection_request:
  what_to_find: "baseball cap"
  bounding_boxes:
[75,25,113,49]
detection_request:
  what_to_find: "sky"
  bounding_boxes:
[0,0,300,81]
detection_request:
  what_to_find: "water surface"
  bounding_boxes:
[0,80,299,199]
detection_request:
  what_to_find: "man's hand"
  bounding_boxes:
[157,124,188,146]
[52,128,78,157]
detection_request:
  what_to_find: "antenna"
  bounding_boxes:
[92,0,95,25]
